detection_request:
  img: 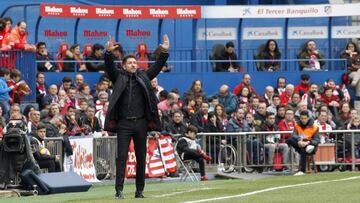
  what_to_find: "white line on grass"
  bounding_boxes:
[183,176,360,203]
[152,187,213,198]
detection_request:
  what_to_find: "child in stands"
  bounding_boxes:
[176,125,212,181]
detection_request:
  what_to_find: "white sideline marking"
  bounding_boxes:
[183,176,360,203]
[152,187,212,198]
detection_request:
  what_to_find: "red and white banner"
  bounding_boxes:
[40,4,201,19]
[69,137,99,182]
[126,135,177,178]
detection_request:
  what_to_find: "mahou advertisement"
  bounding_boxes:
[40,4,201,19]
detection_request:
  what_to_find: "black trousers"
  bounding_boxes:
[183,150,205,176]
[115,118,147,192]
[286,136,317,173]
[37,158,61,172]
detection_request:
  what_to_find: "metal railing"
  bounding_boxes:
[41,129,360,179]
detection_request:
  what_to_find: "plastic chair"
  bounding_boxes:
[174,140,199,182]
[83,44,93,58]
[135,43,149,70]
[55,43,69,71]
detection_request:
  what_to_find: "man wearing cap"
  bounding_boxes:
[294,74,311,94]
[286,110,320,175]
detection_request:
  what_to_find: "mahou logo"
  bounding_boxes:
[44,30,68,37]
[123,8,142,17]
[44,6,63,15]
[83,30,108,37]
[126,29,150,37]
[96,8,114,17]
[176,8,197,17]
[149,8,169,17]
[70,7,88,16]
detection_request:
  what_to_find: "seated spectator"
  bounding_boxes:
[36,42,57,72]
[267,94,280,114]
[321,87,340,118]
[233,74,257,97]
[294,101,313,122]
[36,72,48,108]
[86,43,105,72]
[335,102,351,129]
[76,99,88,121]
[157,92,179,112]
[214,104,228,130]
[215,84,238,116]
[2,20,36,51]
[275,106,286,125]
[30,123,61,172]
[260,86,274,107]
[275,76,286,95]
[190,102,209,132]
[95,101,109,130]
[4,17,12,34]
[213,41,240,72]
[253,102,267,127]
[42,85,58,109]
[65,87,79,109]
[80,106,104,136]
[301,83,320,112]
[77,83,94,107]
[208,95,219,113]
[237,86,251,104]
[278,109,296,143]
[341,42,360,98]
[176,125,211,181]
[64,106,85,136]
[294,74,311,94]
[163,102,180,123]
[58,90,69,115]
[183,80,206,105]
[151,77,164,100]
[205,111,223,133]
[285,92,301,112]
[314,111,333,144]
[319,79,345,101]
[248,96,260,114]
[280,84,294,106]
[74,74,84,90]
[47,103,60,120]
[59,76,73,92]
[164,110,187,135]
[298,40,325,71]
[27,110,41,134]
[286,111,320,175]
[63,44,86,72]
[0,19,11,51]
[255,39,281,71]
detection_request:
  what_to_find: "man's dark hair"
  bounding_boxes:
[79,83,89,92]
[62,76,72,83]
[170,88,180,95]
[37,122,47,131]
[122,55,136,64]
[16,20,26,27]
[272,94,280,99]
[92,43,104,53]
[186,125,198,134]
[10,69,21,78]
[209,95,218,102]
[159,90,168,99]
[225,41,235,48]
[36,42,46,50]
[4,17,12,24]
[0,68,10,77]
[67,105,76,112]
[0,19,6,32]
[300,110,309,117]
[266,112,275,118]
[172,110,183,117]
[36,72,44,78]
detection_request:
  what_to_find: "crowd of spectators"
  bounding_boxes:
[1,17,360,173]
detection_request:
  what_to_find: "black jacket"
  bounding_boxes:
[104,50,169,132]
[36,53,57,72]
[164,121,187,135]
[86,53,105,72]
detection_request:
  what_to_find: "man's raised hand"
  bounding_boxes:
[159,34,169,52]
[106,37,118,52]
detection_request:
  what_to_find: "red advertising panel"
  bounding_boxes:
[40,4,201,19]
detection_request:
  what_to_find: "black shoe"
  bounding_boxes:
[135,190,144,198]
[115,190,124,199]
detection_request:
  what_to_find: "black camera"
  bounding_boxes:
[3,128,25,153]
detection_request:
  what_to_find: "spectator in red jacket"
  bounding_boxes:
[279,84,294,106]
[3,21,36,51]
[233,74,257,96]
[321,87,340,118]
[294,74,311,94]
[278,109,296,143]
[0,19,11,50]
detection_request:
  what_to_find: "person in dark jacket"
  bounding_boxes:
[214,41,240,72]
[286,111,320,175]
[36,42,57,72]
[176,125,211,181]
[86,43,105,72]
[104,35,169,199]
[30,123,61,172]
[164,110,187,135]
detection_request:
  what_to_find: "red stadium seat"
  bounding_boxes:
[83,44,93,58]
[55,43,69,71]
[135,42,149,70]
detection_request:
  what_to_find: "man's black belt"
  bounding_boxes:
[123,116,145,121]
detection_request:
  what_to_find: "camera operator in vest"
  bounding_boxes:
[0,117,40,188]
[286,110,320,175]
